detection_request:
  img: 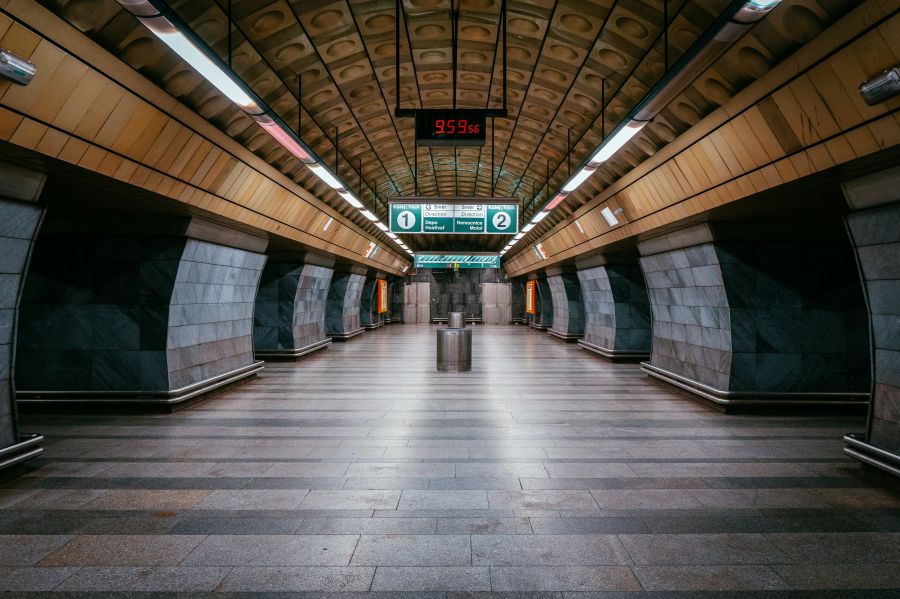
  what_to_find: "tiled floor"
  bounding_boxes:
[4,324,900,597]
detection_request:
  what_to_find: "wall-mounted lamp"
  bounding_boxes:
[0,49,35,85]
[601,206,625,227]
[860,67,900,106]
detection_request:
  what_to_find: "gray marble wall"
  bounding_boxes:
[577,263,651,354]
[511,281,525,323]
[844,167,900,455]
[254,259,333,355]
[166,240,266,389]
[325,272,365,337]
[17,219,267,396]
[547,273,585,339]
[534,278,553,330]
[0,197,44,448]
[426,269,504,320]
[388,280,404,322]
[639,224,869,395]
[360,278,381,329]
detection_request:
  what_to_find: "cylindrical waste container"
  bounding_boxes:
[448,311,466,329]
[437,311,472,372]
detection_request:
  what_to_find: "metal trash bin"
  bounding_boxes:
[448,311,466,329]
[437,312,472,372]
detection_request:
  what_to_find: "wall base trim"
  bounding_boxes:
[362,321,384,331]
[641,362,869,413]
[578,339,649,361]
[548,329,583,342]
[17,361,264,407]
[255,338,331,360]
[0,434,43,472]
[530,322,549,331]
[328,328,364,340]
[432,316,482,324]
[844,434,900,478]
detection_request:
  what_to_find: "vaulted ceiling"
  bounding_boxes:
[43,0,856,253]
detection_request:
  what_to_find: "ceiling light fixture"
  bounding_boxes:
[505,0,784,259]
[116,0,408,262]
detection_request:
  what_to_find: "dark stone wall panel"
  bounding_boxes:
[254,261,333,353]
[848,201,900,454]
[578,264,650,354]
[640,226,869,396]
[0,198,43,448]
[547,273,585,338]
[165,240,266,389]
[326,272,365,337]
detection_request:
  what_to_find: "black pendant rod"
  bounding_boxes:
[451,0,458,109]
[227,0,232,68]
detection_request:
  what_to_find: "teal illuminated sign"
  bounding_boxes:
[414,254,501,269]
[390,200,518,235]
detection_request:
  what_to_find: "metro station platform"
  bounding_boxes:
[1,324,898,596]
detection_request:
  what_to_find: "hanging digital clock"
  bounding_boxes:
[415,109,487,146]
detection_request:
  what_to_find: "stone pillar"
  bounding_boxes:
[576,254,651,360]
[0,162,45,471]
[511,280,525,324]
[842,166,900,476]
[547,267,585,341]
[360,277,384,330]
[325,266,366,340]
[16,217,267,407]
[530,276,553,331]
[638,222,869,411]
[253,252,334,360]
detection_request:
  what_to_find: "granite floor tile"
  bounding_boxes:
[399,490,490,510]
[350,535,471,566]
[85,490,210,510]
[772,563,900,589]
[39,535,205,566]
[219,566,375,592]
[298,490,401,510]
[54,566,230,591]
[489,566,642,592]
[371,567,491,591]
[0,566,78,591]
[436,517,533,535]
[766,532,900,563]
[473,534,632,566]
[618,533,787,565]
[296,517,436,534]
[192,490,309,510]
[0,536,73,566]
[487,491,600,512]
[181,534,360,566]
[632,565,791,591]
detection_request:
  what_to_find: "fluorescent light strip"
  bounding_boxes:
[338,190,363,208]
[308,164,344,190]
[530,210,549,224]
[138,16,261,113]
[588,121,646,166]
[375,222,388,231]
[562,166,597,192]
[386,232,397,239]
[521,223,535,233]
[360,210,378,221]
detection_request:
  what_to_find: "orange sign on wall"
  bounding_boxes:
[377,279,389,314]
[525,280,537,315]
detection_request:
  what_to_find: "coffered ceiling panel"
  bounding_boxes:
[42,0,859,254]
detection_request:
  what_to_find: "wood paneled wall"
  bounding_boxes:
[0,0,409,276]
[505,0,900,277]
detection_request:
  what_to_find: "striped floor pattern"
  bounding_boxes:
[3,324,900,597]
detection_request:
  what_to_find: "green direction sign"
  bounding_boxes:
[390,203,422,233]
[414,254,501,269]
[390,201,518,235]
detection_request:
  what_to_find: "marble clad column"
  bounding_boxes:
[16,217,267,407]
[387,279,403,323]
[325,266,366,340]
[511,280,525,324]
[0,162,46,470]
[360,277,384,331]
[576,253,651,360]
[530,276,553,331]
[842,166,900,476]
[253,251,334,360]
[546,267,585,341]
[638,222,869,411]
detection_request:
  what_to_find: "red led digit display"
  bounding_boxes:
[415,109,487,146]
